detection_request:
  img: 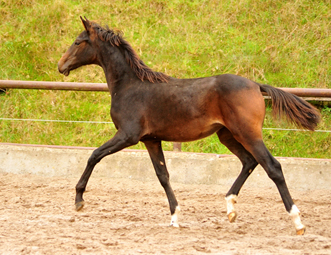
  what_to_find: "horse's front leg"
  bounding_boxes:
[144,140,180,227]
[75,130,139,211]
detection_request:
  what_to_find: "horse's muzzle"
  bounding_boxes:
[58,60,70,76]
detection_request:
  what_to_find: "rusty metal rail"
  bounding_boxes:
[0,80,108,92]
[271,88,331,98]
[1,80,331,98]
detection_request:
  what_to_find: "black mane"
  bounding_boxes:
[92,22,169,83]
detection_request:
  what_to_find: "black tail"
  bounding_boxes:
[259,84,321,131]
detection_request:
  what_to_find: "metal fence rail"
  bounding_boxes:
[0,80,108,92]
[1,80,331,98]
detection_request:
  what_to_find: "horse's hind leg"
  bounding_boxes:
[144,140,180,227]
[217,128,258,223]
[234,133,305,235]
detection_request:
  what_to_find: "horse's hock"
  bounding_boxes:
[1,143,330,190]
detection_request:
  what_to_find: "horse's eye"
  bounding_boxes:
[75,41,80,46]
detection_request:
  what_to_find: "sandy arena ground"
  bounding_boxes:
[0,172,330,254]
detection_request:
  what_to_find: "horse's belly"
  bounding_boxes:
[150,122,223,142]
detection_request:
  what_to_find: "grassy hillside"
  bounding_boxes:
[0,0,330,157]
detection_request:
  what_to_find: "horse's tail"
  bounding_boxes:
[259,84,321,131]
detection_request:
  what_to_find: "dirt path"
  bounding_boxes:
[0,173,330,254]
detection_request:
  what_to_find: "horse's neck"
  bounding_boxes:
[99,44,138,94]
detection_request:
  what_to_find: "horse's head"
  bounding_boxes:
[58,17,98,76]
[59,17,169,83]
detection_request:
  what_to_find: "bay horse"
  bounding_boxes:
[58,17,320,235]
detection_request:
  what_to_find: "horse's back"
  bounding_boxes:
[214,74,261,94]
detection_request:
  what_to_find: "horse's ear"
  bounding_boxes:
[80,16,91,32]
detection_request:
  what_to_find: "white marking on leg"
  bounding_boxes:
[289,205,305,232]
[225,194,237,215]
[170,206,180,228]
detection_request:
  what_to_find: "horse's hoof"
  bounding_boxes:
[296,226,306,235]
[228,212,237,223]
[169,222,180,228]
[75,201,85,211]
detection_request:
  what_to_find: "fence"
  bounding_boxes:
[1,80,331,97]
[1,80,331,151]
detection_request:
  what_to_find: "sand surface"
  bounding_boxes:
[0,173,330,254]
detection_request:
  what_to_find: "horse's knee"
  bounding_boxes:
[88,150,101,165]
[157,173,169,182]
[156,173,170,187]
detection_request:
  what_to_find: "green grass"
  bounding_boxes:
[0,0,330,158]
